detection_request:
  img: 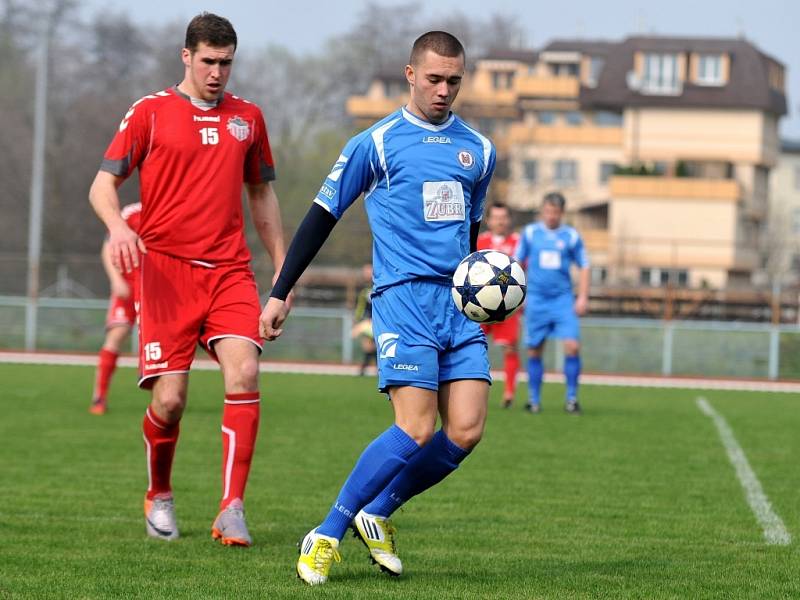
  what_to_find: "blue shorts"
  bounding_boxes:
[524,293,580,348]
[372,280,491,393]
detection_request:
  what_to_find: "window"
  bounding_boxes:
[554,160,578,184]
[537,111,556,125]
[550,62,579,77]
[587,57,605,87]
[491,70,514,90]
[640,267,689,287]
[642,53,681,94]
[599,162,616,184]
[477,118,496,135]
[591,266,607,285]
[793,208,800,235]
[523,160,538,183]
[494,159,510,179]
[696,54,724,85]
[565,111,583,126]
[593,111,623,127]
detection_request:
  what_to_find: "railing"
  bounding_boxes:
[1,296,798,380]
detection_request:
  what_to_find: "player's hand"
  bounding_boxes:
[574,295,589,316]
[111,279,130,299]
[260,296,290,341]
[108,222,146,274]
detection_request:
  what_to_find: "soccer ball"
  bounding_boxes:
[451,250,526,323]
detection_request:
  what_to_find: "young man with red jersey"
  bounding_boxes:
[90,202,142,415]
[89,13,286,546]
[476,202,521,408]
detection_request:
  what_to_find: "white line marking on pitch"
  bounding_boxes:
[696,397,791,545]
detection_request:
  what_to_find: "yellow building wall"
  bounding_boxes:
[623,108,777,166]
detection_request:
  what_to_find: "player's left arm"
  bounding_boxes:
[470,143,496,254]
[573,231,590,316]
[246,181,286,278]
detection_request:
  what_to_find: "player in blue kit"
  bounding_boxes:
[260,31,496,585]
[515,192,590,414]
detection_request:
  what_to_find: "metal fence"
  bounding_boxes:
[1,296,798,380]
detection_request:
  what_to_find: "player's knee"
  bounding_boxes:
[398,422,435,447]
[227,356,260,390]
[447,425,483,451]
[564,340,580,356]
[152,392,186,422]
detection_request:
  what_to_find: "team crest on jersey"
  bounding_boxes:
[457,150,475,169]
[226,116,250,142]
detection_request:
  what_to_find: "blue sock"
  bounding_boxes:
[564,355,581,401]
[363,429,469,518]
[527,356,543,405]
[317,424,420,540]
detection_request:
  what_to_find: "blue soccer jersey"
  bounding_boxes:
[314,107,496,291]
[515,222,589,297]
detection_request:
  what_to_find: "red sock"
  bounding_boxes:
[93,348,119,401]
[504,351,520,399]
[220,392,260,509]
[142,407,180,500]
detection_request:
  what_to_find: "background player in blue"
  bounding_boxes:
[515,192,590,414]
[260,31,496,585]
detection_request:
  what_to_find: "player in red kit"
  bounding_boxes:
[88,13,286,547]
[90,202,142,415]
[477,202,521,408]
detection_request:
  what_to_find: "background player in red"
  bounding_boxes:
[477,202,521,408]
[89,202,142,415]
[88,13,286,547]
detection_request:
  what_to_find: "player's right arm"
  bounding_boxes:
[90,96,151,273]
[260,132,379,341]
[100,238,130,299]
[89,171,146,274]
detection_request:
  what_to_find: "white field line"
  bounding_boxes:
[696,397,792,546]
[2,351,800,393]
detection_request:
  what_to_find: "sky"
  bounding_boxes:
[80,0,800,138]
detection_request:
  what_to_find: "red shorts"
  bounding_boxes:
[105,294,137,329]
[137,251,262,388]
[480,312,521,346]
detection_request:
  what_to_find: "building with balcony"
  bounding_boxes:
[345,35,788,291]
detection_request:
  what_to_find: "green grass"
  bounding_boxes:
[0,364,797,599]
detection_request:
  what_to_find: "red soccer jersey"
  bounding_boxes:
[477,231,520,256]
[101,87,275,266]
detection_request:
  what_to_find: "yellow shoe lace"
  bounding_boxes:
[313,538,342,574]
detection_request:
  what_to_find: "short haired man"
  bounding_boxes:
[89,13,286,546]
[476,202,521,408]
[515,192,589,414]
[261,31,496,585]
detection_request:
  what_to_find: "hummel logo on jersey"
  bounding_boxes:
[377,333,400,359]
[327,154,348,182]
[193,115,220,122]
[422,136,452,144]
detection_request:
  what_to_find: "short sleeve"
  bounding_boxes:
[314,132,379,219]
[470,145,496,223]
[571,230,590,268]
[100,100,151,179]
[515,226,531,263]
[245,108,276,184]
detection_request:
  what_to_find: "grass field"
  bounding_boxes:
[0,363,797,599]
